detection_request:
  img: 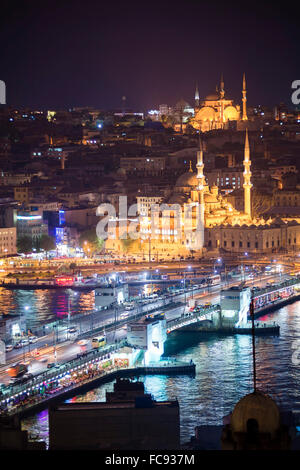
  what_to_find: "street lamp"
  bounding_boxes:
[183,271,187,306]
[213,258,222,274]
[53,323,57,364]
[67,295,71,340]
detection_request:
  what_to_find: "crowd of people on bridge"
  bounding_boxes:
[0,357,120,415]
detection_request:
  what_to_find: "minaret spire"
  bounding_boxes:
[243,129,252,218]
[195,135,205,251]
[196,136,205,192]
[220,73,225,99]
[242,72,248,121]
[195,82,199,108]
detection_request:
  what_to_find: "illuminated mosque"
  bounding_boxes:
[104,72,300,259]
[190,74,248,132]
[104,130,300,259]
[134,129,269,258]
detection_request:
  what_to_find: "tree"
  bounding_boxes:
[17,236,32,254]
[69,262,77,273]
[79,229,104,255]
[39,235,56,254]
[252,191,273,218]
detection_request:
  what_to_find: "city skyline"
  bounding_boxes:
[1,0,300,453]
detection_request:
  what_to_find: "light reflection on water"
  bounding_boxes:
[20,299,300,446]
[0,283,174,328]
[0,287,95,328]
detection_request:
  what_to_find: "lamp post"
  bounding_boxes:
[213,258,222,275]
[53,323,57,364]
[22,305,30,362]
[187,265,192,299]
[183,271,187,306]
[66,295,70,340]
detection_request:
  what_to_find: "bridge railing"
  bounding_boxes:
[166,305,220,329]
[252,276,300,298]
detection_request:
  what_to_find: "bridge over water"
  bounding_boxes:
[166,305,217,333]
[165,276,300,334]
[1,276,299,417]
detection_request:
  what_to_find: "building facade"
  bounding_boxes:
[0,227,17,256]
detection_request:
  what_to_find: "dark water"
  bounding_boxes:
[0,283,170,329]
[0,287,95,328]
[21,300,300,447]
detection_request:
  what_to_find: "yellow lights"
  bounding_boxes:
[47,110,56,122]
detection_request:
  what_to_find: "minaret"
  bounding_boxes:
[195,82,199,108]
[196,137,205,194]
[242,73,248,121]
[220,73,225,99]
[122,96,126,115]
[220,73,225,126]
[243,129,252,218]
[195,137,205,251]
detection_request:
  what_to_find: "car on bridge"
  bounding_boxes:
[120,312,129,319]
[29,336,38,344]
[47,363,61,369]
[68,327,78,334]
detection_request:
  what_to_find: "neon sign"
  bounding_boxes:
[55,276,74,286]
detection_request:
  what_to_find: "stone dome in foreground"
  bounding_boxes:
[231,390,280,436]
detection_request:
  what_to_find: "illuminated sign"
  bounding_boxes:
[17,215,42,220]
[55,276,74,286]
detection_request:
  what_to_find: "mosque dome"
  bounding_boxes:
[231,391,280,436]
[224,105,239,121]
[195,106,216,122]
[211,185,219,195]
[204,193,218,203]
[175,171,198,189]
[175,99,190,110]
[205,93,219,101]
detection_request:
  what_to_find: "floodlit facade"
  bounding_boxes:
[191,74,247,132]
[0,227,17,256]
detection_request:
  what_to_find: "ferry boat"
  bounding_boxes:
[1,275,103,290]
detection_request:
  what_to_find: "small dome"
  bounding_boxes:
[204,193,218,203]
[175,99,190,110]
[231,391,280,435]
[211,185,218,195]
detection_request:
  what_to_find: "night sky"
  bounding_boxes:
[0,0,299,110]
